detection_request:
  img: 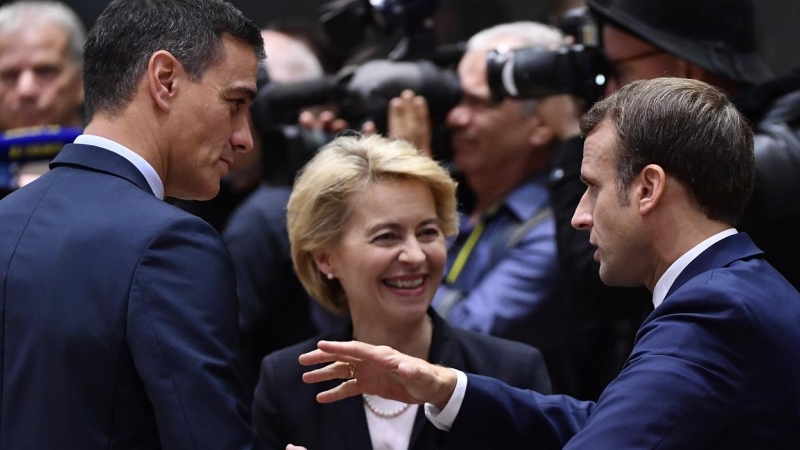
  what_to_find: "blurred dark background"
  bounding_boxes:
[55,0,800,76]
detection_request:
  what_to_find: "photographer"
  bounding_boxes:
[582,0,800,291]
[386,22,589,395]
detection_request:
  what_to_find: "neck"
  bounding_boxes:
[645,214,731,292]
[469,171,539,218]
[83,110,165,183]
[352,313,432,361]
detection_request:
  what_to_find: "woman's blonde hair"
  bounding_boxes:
[287,134,458,314]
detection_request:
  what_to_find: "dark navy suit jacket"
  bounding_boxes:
[252,310,552,450]
[442,233,800,449]
[0,144,258,449]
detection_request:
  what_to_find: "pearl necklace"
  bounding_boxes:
[363,394,411,419]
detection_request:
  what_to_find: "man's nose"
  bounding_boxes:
[16,70,40,99]
[571,192,593,231]
[231,116,254,153]
[446,104,470,129]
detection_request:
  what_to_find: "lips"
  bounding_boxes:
[384,277,425,289]
[219,157,233,172]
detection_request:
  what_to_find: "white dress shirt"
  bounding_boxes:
[426,228,739,431]
[74,135,165,200]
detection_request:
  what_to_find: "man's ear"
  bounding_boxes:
[528,114,555,148]
[637,164,666,215]
[147,50,181,113]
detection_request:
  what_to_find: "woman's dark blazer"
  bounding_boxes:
[252,309,551,450]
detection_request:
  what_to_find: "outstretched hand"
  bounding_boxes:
[299,340,458,410]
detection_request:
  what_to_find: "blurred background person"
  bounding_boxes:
[430,22,577,394]
[222,25,346,395]
[583,0,800,291]
[379,22,602,397]
[252,134,551,450]
[0,0,85,193]
[542,0,800,378]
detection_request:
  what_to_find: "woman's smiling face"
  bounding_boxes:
[315,178,446,325]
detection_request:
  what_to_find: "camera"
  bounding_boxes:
[251,59,461,185]
[486,7,609,103]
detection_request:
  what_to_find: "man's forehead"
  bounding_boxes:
[583,122,617,164]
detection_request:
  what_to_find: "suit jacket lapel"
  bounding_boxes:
[408,310,463,450]
[665,232,763,300]
[322,321,373,450]
[50,143,155,196]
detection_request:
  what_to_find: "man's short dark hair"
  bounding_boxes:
[580,77,755,225]
[83,0,265,120]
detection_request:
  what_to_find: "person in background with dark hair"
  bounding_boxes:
[223,27,346,396]
[0,0,265,448]
[296,78,800,449]
[0,0,86,191]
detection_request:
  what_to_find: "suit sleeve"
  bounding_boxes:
[444,280,751,450]
[127,215,259,450]
[443,375,593,450]
[563,282,750,449]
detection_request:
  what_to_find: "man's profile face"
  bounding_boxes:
[0,22,83,131]
[572,120,649,287]
[165,34,258,201]
[445,39,540,186]
[602,24,684,95]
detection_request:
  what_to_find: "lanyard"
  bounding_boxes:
[444,205,499,285]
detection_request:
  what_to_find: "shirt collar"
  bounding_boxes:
[500,173,550,221]
[73,135,165,200]
[651,228,738,308]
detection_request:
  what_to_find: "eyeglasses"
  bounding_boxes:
[606,48,665,82]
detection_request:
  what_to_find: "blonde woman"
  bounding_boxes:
[252,135,551,450]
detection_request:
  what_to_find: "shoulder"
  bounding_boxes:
[227,185,291,226]
[445,325,551,393]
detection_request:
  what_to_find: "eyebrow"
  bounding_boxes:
[228,84,257,101]
[365,217,441,235]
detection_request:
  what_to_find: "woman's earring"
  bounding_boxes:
[327,273,334,280]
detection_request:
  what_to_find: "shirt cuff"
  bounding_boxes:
[424,369,468,431]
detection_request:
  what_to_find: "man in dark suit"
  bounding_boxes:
[295,78,800,449]
[0,0,265,448]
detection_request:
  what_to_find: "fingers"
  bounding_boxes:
[298,346,362,366]
[302,360,356,384]
[315,378,363,403]
[286,445,307,450]
[388,90,432,156]
[316,340,390,362]
[361,120,377,135]
[298,110,350,133]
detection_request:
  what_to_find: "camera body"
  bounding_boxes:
[485,7,609,103]
[486,43,607,103]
